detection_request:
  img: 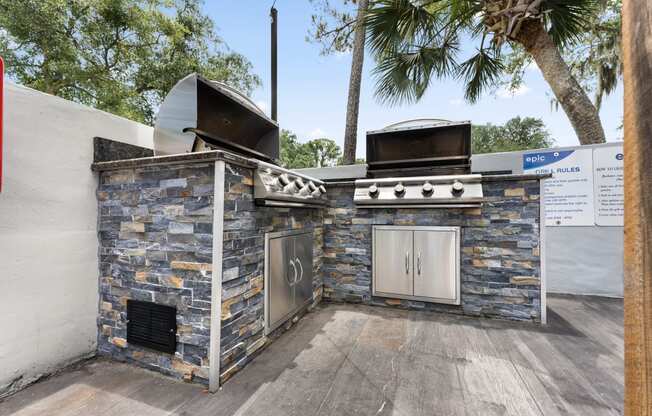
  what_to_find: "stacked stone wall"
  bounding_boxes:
[219,163,324,383]
[97,162,215,383]
[322,179,542,322]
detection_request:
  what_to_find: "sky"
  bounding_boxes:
[206,0,624,159]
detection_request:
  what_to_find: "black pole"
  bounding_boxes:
[270,7,278,122]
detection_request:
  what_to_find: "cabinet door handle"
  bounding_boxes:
[288,259,298,286]
[295,257,304,284]
[417,252,421,275]
[405,251,410,274]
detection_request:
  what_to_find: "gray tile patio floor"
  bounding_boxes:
[0,295,623,416]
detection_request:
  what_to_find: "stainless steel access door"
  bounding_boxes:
[267,235,295,331]
[265,230,314,334]
[292,232,314,311]
[374,228,413,296]
[414,229,459,303]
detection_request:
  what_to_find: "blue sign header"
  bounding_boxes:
[523,150,574,170]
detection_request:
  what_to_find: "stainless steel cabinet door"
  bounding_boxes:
[413,230,458,302]
[267,236,295,329]
[293,232,314,310]
[374,229,413,296]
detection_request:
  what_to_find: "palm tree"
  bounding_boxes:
[308,0,369,164]
[365,0,607,145]
[342,0,368,164]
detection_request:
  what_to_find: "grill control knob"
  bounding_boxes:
[276,174,290,187]
[394,183,406,197]
[283,183,297,193]
[368,184,379,197]
[318,185,327,194]
[422,182,434,196]
[451,180,465,195]
[308,182,317,192]
[294,178,305,189]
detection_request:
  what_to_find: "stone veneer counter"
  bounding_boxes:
[321,175,547,323]
[93,151,323,391]
[93,151,547,391]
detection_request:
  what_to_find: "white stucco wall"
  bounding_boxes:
[0,82,153,396]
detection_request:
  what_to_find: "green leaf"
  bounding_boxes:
[0,0,261,125]
[457,47,504,104]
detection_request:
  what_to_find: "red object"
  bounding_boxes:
[0,56,3,193]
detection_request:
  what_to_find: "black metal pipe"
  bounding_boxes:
[270,7,278,122]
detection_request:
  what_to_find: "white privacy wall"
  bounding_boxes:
[0,82,153,396]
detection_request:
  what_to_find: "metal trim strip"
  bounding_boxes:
[540,178,547,325]
[355,174,482,185]
[255,199,327,208]
[354,204,483,209]
[209,160,225,392]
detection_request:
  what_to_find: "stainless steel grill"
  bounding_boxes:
[355,119,483,208]
[354,174,483,208]
[254,160,327,208]
[153,73,279,160]
[366,119,472,178]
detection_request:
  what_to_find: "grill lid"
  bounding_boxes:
[366,119,471,178]
[153,73,279,161]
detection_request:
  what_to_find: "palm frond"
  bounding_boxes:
[365,0,442,56]
[373,35,460,105]
[457,46,504,103]
[366,0,475,105]
[543,0,599,46]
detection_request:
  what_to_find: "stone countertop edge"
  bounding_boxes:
[323,173,552,186]
[91,150,257,172]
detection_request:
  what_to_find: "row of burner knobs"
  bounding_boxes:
[274,173,327,197]
[366,180,465,198]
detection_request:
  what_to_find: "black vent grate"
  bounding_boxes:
[127,300,177,354]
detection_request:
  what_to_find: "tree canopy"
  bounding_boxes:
[472,116,555,154]
[279,130,342,169]
[0,0,260,124]
[361,0,607,145]
[504,0,622,111]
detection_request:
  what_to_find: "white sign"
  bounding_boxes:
[523,149,595,226]
[593,146,624,226]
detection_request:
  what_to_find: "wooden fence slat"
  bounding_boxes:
[623,0,652,414]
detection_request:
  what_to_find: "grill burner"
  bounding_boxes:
[356,120,482,207]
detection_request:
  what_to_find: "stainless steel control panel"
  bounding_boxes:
[254,161,327,208]
[354,174,483,208]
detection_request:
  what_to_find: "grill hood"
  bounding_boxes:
[153,73,279,161]
[366,119,471,178]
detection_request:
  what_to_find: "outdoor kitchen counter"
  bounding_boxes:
[319,172,550,323]
[91,149,257,171]
[92,147,549,393]
[92,148,326,390]
[301,173,552,186]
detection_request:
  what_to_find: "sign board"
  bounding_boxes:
[523,149,595,226]
[593,147,624,226]
[0,56,3,193]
